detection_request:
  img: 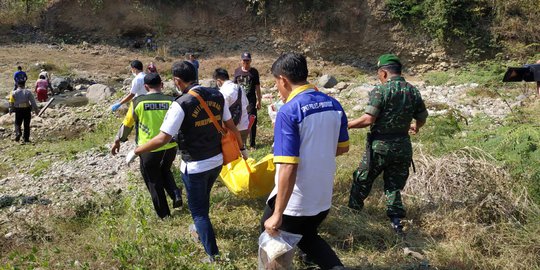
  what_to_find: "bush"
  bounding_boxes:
[386,0,540,58]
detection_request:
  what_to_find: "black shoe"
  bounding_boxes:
[348,200,364,211]
[172,189,183,208]
[391,217,404,235]
[14,136,20,142]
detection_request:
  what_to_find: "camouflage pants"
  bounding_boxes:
[348,150,411,218]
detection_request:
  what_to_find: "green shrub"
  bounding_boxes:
[386,0,493,57]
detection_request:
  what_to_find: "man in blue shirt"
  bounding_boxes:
[13,66,28,91]
[261,52,349,269]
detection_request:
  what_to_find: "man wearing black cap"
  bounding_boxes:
[347,54,428,235]
[234,52,262,149]
[111,73,183,219]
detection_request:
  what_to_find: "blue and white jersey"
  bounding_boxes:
[270,84,349,216]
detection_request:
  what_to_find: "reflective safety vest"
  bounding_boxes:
[119,92,177,152]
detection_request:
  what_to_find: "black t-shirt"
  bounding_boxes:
[233,67,260,104]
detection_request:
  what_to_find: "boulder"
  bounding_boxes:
[0,100,9,114]
[86,84,115,103]
[199,79,218,89]
[0,114,14,126]
[321,88,338,95]
[52,96,89,108]
[74,84,88,91]
[335,82,349,91]
[352,104,363,112]
[344,85,371,100]
[51,77,73,93]
[318,74,338,88]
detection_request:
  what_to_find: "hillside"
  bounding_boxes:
[0,0,540,269]
[0,0,538,67]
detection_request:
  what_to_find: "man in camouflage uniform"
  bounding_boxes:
[347,54,428,234]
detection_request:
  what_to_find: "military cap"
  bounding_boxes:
[377,54,401,68]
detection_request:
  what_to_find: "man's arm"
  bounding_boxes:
[348,113,376,129]
[111,103,136,155]
[224,119,244,149]
[134,132,172,155]
[118,93,135,105]
[8,94,15,114]
[255,84,262,110]
[409,119,426,135]
[411,92,428,135]
[337,106,350,156]
[336,146,349,156]
[28,93,39,113]
[263,163,298,236]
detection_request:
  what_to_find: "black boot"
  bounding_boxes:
[391,217,404,235]
[172,188,183,208]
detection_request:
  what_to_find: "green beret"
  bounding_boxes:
[377,54,401,68]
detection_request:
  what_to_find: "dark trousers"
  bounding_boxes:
[139,147,179,219]
[14,107,32,142]
[248,102,258,148]
[260,197,343,270]
[182,165,222,256]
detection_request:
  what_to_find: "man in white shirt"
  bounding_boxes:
[213,68,250,147]
[132,61,244,263]
[261,53,349,269]
[111,60,146,111]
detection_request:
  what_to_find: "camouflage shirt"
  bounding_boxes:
[365,76,428,155]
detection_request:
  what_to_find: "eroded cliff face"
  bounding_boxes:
[39,0,431,66]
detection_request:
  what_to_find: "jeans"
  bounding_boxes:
[182,165,222,256]
[139,147,180,218]
[261,196,343,269]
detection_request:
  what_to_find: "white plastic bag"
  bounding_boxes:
[267,100,284,124]
[267,104,278,124]
[258,230,302,270]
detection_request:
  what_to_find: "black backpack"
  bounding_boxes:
[230,85,243,125]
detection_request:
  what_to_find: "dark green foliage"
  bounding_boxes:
[386,0,494,58]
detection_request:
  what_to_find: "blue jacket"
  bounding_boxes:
[14,71,27,83]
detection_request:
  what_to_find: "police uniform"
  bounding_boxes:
[160,83,231,257]
[349,54,428,220]
[9,87,39,142]
[116,77,182,219]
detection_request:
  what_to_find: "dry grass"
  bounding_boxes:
[406,147,536,223]
[1,45,540,269]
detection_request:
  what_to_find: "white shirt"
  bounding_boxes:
[219,80,249,131]
[269,86,349,216]
[160,90,232,174]
[130,72,147,97]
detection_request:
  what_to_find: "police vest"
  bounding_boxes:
[132,93,177,152]
[175,86,224,162]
